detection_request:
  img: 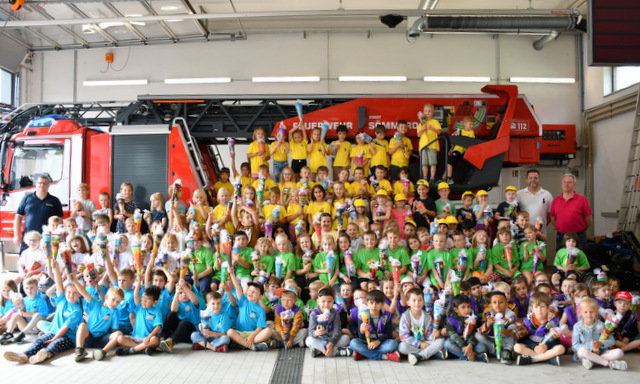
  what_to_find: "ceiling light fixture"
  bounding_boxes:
[160,5,180,11]
[252,76,320,83]
[164,77,231,84]
[509,76,575,84]
[338,76,407,82]
[83,79,148,86]
[424,76,491,83]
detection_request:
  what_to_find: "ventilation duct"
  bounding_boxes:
[407,15,586,38]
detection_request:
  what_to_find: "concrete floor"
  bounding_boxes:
[0,339,637,384]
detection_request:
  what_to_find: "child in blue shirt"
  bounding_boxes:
[145,253,176,320]
[226,265,273,351]
[71,274,123,361]
[114,273,163,356]
[105,254,137,334]
[1,277,49,345]
[4,261,83,364]
[191,291,231,352]
[158,278,204,353]
[349,289,399,362]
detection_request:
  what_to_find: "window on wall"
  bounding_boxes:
[0,68,18,108]
[604,66,640,95]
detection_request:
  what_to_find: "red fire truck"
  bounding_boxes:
[0,84,575,254]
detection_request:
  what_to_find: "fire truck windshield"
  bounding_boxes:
[9,144,64,190]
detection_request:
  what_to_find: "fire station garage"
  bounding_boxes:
[0,1,639,382]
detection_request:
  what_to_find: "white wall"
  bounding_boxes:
[22,32,580,120]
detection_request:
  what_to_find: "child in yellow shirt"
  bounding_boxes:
[269,133,290,186]
[308,128,328,181]
[389,120,413,181]
[417,104,442,182]
[289,122,309,180]
[370,124,390,169]
[392,167,415,200]
[367,165,393,197]
[247,127,270,178]
[213,167,233,197]
[350,133,374,178]
[231,159,254,195]
[252,164,277,202]
[329,125,352,181]
[445,115,476,184]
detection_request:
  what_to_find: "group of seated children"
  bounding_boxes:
[1,204,636,371]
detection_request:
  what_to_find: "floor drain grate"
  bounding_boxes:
[269,347,305,384]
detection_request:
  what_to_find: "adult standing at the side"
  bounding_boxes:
[517,169,553,238]
[550,173,592,251]
[13,175,64,252]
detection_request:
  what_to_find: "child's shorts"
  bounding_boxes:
[292,159,307,174]
[421,148,438,166]
[447,150,463,167]
[552,268,581,281]
[84,333,112,349]
[520,337,560,350]
[125,336,145,344]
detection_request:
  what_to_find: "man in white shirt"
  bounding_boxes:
[517,169,553,234]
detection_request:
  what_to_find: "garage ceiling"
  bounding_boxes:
[0,0,587,51]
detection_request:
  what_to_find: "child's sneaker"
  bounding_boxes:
[500,350,512,365]
[547,356,560,366]
[408,353,423,366]
[354,351,366,361]
[385,352,400,362]
[214,345,228,353]
[252,342,268,352]
[74,347,87,362]
[144,347,155,356]
[115,347,131,356]
[581,358,594,370]
[309,348,322,358]
[3,351,28,364]
[193,343,205,351]
[93,349,106,361]
[29,350,49,365]
[433,349,448,360]
[516,355,531,366]
[476,353,489,363]
[609,360,627,371]
[159,338,174,353]
[337,347,353,357]
[0,332,13,345]
[13,332,25,344]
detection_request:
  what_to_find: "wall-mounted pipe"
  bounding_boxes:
[408,15,585,38]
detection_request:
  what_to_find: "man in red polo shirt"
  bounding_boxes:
[550,173,592,251]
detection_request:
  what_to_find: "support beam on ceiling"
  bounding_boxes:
[180,0,210,40]
[139,0,179,43]
[104,2,149,44]
[65,2,120,46]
